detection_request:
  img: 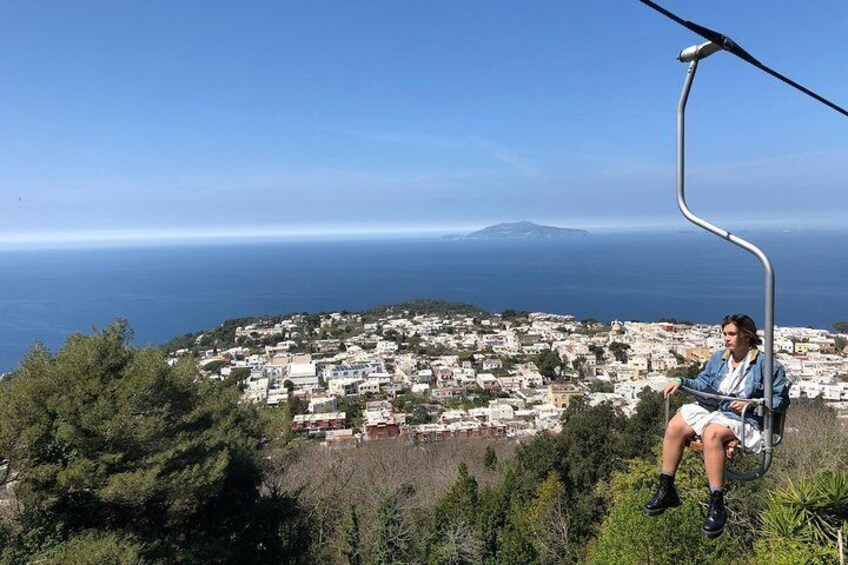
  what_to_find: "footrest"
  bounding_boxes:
[686,436,739,460]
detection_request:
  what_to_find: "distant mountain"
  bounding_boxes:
[444,221,588,240]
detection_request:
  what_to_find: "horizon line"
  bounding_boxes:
[0,218,844,250]
[0,221,635,248]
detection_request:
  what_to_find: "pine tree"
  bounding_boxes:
[483,445,498,470]
[423,463,483,564]
[526,473,574,564]
[369,489,412,565]
[340,504,363,565]
[0,321,294,563]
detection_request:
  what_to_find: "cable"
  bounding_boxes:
[640,0,848,119]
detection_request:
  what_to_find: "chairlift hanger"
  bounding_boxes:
[640,0,848,118]
[638,0,845,480]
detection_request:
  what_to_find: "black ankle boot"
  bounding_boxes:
[644,473,681,516]
[702,490,727,538]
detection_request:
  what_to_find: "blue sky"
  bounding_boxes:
[1,1,846,245]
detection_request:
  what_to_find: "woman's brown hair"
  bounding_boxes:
[722,314,763,347]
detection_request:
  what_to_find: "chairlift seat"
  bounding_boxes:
[684,410,786,462]
[685,436,739,460]
[772,411,786,446]
[666,388,788,470]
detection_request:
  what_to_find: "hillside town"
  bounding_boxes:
[166,302,848,445]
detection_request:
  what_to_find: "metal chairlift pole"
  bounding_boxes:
[644,0,848,480]
[676,42,774,480]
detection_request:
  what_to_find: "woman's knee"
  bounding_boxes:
[666,414,692,439]
[702,425,732,446]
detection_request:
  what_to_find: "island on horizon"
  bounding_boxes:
[443,220,589,240]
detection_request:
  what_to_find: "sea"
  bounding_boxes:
[1,230,846,372]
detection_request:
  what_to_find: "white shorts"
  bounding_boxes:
[679,403,763,453]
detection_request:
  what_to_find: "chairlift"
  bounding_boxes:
[641,0,848,480]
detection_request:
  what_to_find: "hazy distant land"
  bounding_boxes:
[443,220,589,240]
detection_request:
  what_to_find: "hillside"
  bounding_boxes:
[444,220,589,239]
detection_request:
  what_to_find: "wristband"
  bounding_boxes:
[672,378,683,386]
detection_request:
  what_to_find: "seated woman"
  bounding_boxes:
[644,314,790,538]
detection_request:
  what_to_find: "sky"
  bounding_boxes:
[1,1,847,245]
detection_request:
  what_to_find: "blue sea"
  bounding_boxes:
[1,230,846,371]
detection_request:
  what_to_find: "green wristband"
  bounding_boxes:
[672,378,683,386]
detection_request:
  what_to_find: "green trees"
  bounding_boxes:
[200,359,227,374]
[340,505,363,565]
[483,446,498,470]
[407,404,432,425]
[223,366,250,390]
[571,355,589,377]
[588,344,605,362]
[492,400,632,560]
[588,457,746,565]
[369,487,415,565]
[533,349,562,379]
[556,400,627,499]
[608,342,630,363]
[623,388,679,460]
[500,309,529,323]
[667,360,704,379]
[0,322,295,563]
[25,530,146,564]
[364,299,488,319]
[587,380,614,393]
[523,473,574,564]
[424,464,482,564]
[9,318,847,563]
[588,385,848,565]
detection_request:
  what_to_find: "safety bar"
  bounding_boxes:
[663,386,764,423]
[677,47,775,480]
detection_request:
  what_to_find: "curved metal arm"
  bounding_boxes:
[677,50,775,480]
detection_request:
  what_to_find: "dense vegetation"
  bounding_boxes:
[360,299,490,320]
[161,315,285,352]
[0,323,306,563]
[1,323,846,563]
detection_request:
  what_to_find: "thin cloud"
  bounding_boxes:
[319,126,544,182]
[465,134,543,182]
[318,126,468,149]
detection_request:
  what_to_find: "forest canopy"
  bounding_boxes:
[1,322,846,564]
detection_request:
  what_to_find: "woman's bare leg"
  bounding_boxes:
[662,412,696,475]
[701,424,737,489]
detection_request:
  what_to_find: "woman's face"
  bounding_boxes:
[722,322,746,351]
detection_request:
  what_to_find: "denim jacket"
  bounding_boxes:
[682,348,790,430]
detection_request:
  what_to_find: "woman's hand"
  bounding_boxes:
[663,379,681,398]
[729,400,749,414]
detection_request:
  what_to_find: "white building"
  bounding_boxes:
[358,380,381,395]
[288,362,319,387]
[329,377,364,397]
[476,373,499,389]
[327,362,384,381]
[308,396,338,413]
